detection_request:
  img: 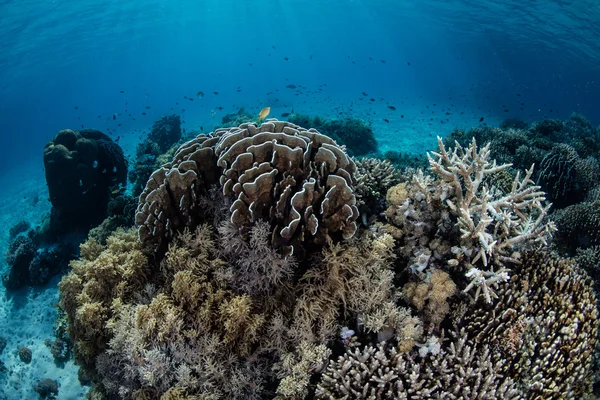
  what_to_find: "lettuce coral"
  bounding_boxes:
[136,120,359,257]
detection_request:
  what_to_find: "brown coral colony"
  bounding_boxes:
[136,120,359,256]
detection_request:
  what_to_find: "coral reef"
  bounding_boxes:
[529,118,564,138]
[58,228,150,375]
[288,114,378,156]
[552,201,600,252]
[444,126,531,167]
[218,107,254,128]
[43,128,128,234]
[147,114,182,153]
[18,345,32,363]
[316,331,523,399]
[499,117,529,130]
[3,234,37,289]
[60,221,419,398]
[446,114,600,211]
[129,115,183,197]
[317,250,598,400]
[2,226,76,290]
[33,378,59,399]
[382,150,429,170]
[8,219,30,239]
[354,158,401,219]
[537,143,600,207]
[88,194,138,244]
[57,121,598,399]
[136,120,359,257]
[456,251,599,399]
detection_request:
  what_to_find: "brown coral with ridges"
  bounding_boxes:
[135,134,220,249]
[136,120,359,257]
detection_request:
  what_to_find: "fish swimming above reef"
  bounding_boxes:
[197,91,204,98]
[258,107,271,121]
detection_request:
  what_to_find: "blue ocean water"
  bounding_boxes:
[0,0,599,398]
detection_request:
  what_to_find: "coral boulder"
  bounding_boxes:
[43,129,128,233]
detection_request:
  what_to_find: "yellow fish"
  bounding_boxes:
[258,107,270,122]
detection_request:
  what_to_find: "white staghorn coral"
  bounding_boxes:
[424,137,556,302]
[463,267,510,304]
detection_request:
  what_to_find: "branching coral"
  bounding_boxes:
[456,251,599,399]
[315,330,523,399]
[316,251,598,399]
[385,138,555,303]
[428,137,555,268]
[388,137,554,303]
[354,157,402,219]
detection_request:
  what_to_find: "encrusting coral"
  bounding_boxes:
[58,121,599,400]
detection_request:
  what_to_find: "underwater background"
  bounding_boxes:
[0,0,600,399]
